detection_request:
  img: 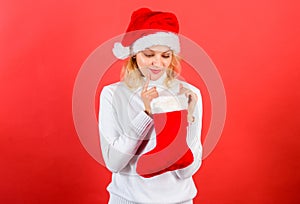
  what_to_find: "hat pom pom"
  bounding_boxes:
[112,42,130,59]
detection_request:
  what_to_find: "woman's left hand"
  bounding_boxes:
[179,83,198,122]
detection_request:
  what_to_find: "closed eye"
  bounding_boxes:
[143,53,154,57]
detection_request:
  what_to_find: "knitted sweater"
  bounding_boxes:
[98,73,203,203]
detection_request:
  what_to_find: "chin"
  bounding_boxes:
[150,74,164,81]
[150,76,160,81]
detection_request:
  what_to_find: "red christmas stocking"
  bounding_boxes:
[136,110,194,178]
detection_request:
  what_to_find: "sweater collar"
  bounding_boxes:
[146,71,167,86]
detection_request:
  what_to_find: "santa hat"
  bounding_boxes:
[112,8,180,59]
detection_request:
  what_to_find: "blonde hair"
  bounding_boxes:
[121,52,181,89]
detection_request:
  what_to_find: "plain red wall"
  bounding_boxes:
[1,0,299,203]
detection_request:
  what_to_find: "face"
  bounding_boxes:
[135,45,173,81]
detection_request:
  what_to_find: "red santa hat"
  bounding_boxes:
[112,8,180,59]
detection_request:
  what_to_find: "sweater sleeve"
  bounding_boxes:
[175,88,203,179]
[99,86,154,173]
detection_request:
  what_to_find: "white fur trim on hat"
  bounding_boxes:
[112,32,180,59]
[112,42,131,60]
[132,32,180,55]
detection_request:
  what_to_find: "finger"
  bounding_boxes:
[188,94,192,103]
[149,90,159,97]
[145,92,159,100]
[179,83,183,90]
[179,83,184,94]
[142,87,158,98]
[145,87,157,94]
[181,88,190,99]
[187,92,197,104]
[179,83,191,95]
[143,76,150,92]
[147,91,159,99]
[145,87,158,95]
[185,90,192,96]
[146,70,151,81]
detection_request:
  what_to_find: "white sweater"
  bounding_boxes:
[99,73,203,203]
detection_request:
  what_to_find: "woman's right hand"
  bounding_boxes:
[141,77,158,115]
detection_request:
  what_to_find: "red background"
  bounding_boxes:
[1,0,299,203]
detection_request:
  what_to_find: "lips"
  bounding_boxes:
[149,69,162,74]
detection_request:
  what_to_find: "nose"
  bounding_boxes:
[152,55,163,67]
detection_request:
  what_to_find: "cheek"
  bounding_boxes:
[162,58,172,67]
[136,56,150,68]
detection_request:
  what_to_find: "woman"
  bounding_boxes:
[99,8,203,204]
